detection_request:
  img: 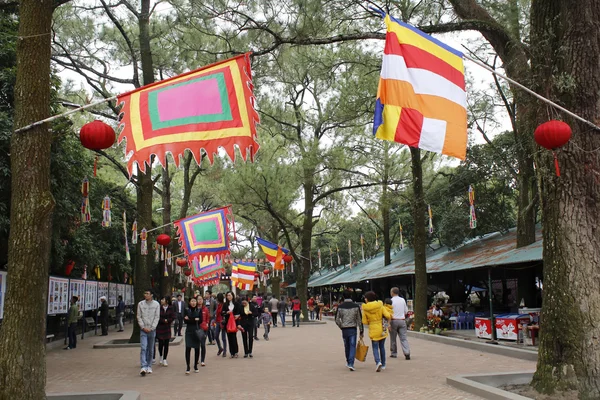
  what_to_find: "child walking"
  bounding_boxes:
[260,307,272,340]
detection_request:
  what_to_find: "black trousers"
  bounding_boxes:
[68,323,77,348]
[101,318,108,335]
[158,338,170,360]
[241,327,254,355]
[174,314,183,336]
[185,346,199,369]
[227,331,239,355]
[271,312,278,326]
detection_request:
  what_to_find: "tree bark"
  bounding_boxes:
[0,2,54,399]
[129,0,155,343]
[297,167,314,322]
[530,0,600,396]
[410,148,428,330]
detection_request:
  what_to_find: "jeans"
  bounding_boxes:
[279,311,286,327]
[372,338,386,366]
[140,330,156,369]
[215,322,227,353]
[292,310,301,326]
[263,323,270,339]
[390,319,411,356]
[207,322,214,343]
[68,322,77,349]
[117,312,124,331]
[342,328,357,367]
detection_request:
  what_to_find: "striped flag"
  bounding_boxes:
[318,248,322,269]
[231,261,255,291]
[373,13,467,160]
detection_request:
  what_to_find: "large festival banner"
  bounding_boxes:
[84,281,98,311]
[108,283,117,307]
[97,282,109,305]
[47,276,70,315]
[69,279,86,310]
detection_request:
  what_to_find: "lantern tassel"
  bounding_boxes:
[553,151,561,177]
[93,154,99,177]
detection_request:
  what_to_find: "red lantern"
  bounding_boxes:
[181,288,186,293]
[263,269,270,275]
[156,234,171,247]
[254,272,260,278]
[283,254,293,263]
[534,120,572,176]
[176,258,187,267]
[79,120,115,150]
[65,260,75,276]
[184,268,192,277]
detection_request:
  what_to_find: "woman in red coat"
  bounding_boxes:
[198,293,211,367]
[157,295,175,366]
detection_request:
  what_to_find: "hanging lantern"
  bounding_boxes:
[254,272,260,279]
[182,287,186,293]
[65,260,75,276]
[263,269,271,275]
[283,254,293,263]
[534,120,572,176]
[184,268,192,277]
[79,120,115,150]
[156,234,171,247]
[176,258,187,267]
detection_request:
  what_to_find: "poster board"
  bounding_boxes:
[117,284,125,304]
[84,281,98,311]
[69,279,86,310]
[97,282,109,305]
[108,283,117,307]
[0,271,7,319]
[127,285,135,306]
[48,276,70,315]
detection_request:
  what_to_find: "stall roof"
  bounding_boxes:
[290,226,542,288]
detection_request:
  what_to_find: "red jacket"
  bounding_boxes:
[292,299,301,311]
[200,305,210,331]
[215,303,223,323]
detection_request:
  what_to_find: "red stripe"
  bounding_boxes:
[384,32,465,89]
[395,108,423,146]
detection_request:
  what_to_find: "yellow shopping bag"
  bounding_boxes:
[355,337,369,362]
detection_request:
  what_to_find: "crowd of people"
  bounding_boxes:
[135,289,305,376]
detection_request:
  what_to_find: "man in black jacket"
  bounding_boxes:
[251,296,262,341]
[335,290,363,371]
[99,296,109,336]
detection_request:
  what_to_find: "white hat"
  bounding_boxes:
[100,296,107,301]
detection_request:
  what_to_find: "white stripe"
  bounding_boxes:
[381,54,466,108]
[419,118,447,153]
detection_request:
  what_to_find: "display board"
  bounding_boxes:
[84,281,98,311]
[97,281,109,305]
[127,285,135,306]
[108,283,117,307]
[0,271,7,319]
[116,284,125,304]
[48,276,70,315]
[69,279,86,310]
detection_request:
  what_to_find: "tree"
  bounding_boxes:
[0,2,55,399]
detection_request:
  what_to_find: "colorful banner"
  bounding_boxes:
[231,261,256,291]
[175,207,232,263]
[256,237,289,270]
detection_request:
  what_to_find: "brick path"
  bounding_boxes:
[46,319,535,399]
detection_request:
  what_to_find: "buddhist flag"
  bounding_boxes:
[232,261,256,290]
[256,237,289,270]
[118,54,259,175]
[318,248,322,269]
[373,13,467,160]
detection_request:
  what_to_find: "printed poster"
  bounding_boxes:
[97,282,109,305]
[108,283,117,307]
[69,279,86,310]
[47,276,70,315]
[84,281,98,311]
[128,285,135,305]
[117,284,125,304]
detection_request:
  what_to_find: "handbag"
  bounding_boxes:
[226,313,238,333]
[355,337,369,362]
[194,324,206,341]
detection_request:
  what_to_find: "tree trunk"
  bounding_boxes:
[271,276,281,299]
[129,0,155,343]
[160,163,173,297]
[0,2,54,399]
[297,171,314,322]
[410,148,428,330]
[530,0,600,396]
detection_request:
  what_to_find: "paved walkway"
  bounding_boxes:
[46,318,535,399]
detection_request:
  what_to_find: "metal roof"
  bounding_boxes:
[291,226,542,288]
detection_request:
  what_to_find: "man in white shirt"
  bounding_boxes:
[137,289,160,376]
[389,287,411,360]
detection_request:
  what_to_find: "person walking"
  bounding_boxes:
[291,296,301,327]
[203,290,216,345]
[214,293,227,357]
[116,295,125,332]
[184,297,202,374]
[65,296,79,350]
[260,306,272,340]
[222,291,242,358]
[156,295,175,367]
[240,297,255,358]
[362,291,391,372]
[173,294,185,337]
[389,287,411,360]
[335,290,363,371]
[308,296,315,320]
[199,294,210,367]
[277,296,288,327]
[137,289,160,376]
[251,295,261,341]
[99,296,109,336]
[269,296,279,327]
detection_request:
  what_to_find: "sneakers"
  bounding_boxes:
[63,347,71,350]
[249,354,253,358]
[348,365,355,371]
[201,362,206,367]
[243,354,248,358]
[185,369,190,375]
[376,362,382,372]
[158,358,163,366]
[163,360,168,367]
[194,368,199,373]
[381,366,386,370]
[152,359,156,365]
[140,368,146,377]
[147,367,153,374]
[390,354,398,358]
[405,355,411,360]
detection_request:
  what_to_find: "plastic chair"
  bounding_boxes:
[465,313,475,330]
[457,312,467,329]
[450,313,458,330]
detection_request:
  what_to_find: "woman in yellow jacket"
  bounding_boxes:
[362,291,392,372]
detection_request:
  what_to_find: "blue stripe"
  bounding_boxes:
[233,261,256,267]
[388,14,464,58]
[256,237,289,253]
[373,98,384,135]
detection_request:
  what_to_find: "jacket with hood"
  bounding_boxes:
[361,300,391,341]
